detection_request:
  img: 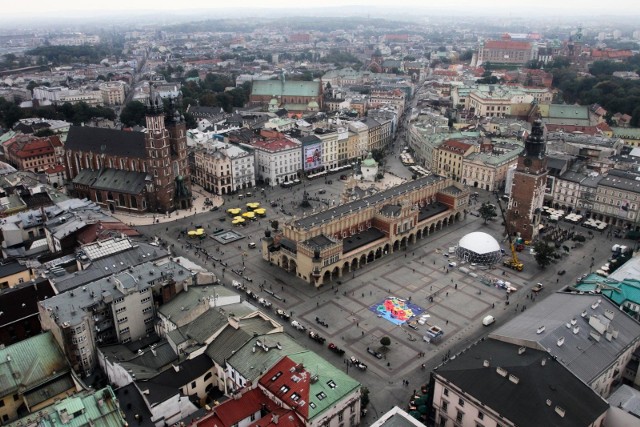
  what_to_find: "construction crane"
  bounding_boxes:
[494,195,524,271]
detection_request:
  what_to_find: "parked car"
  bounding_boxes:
[276,309,290,321]
[328,343,345,355]
[532,283,544,293]
[367,347,383,359]
[291,320,306,331]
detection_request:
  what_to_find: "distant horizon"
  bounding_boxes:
[3,0,640,17]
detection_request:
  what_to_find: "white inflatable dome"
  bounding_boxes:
[456,232,502,265]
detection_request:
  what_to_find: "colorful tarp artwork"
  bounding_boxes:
[368,296,424,326]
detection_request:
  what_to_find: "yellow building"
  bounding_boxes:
[0,261,33,289]
[193,148,233,195]
[263,175,469,287]
[0,332,79,424]
[611,127,640,147]
[434,139,478,181]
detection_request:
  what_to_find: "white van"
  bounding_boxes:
[482,315,495,326]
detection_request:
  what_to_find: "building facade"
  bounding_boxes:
[3,134,63,173]
[253,135,302,186]
[477,38,537,66]
[434,139,478,182]
[431,339,609,427]
[193,148,233,195]
[39,259,192,376]
[99,81,127,106]
[461,142,522,192]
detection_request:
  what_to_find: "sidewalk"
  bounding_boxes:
[111,184,223,227]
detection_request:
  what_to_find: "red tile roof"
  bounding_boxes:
[195,389,275,427]
[77,222,142,245]
[45,164,66,174]
[253,137,300,152]
[590,49,633,59]
[258,357,310,420]
[441,139,474,153]
[484,40,532,50]
[5,135,61,160]
[250,408,304,427]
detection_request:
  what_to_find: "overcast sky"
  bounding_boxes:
[4,0,640,14]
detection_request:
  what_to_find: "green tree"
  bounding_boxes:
[459,50,474,61]
[380,336,391,347]
[360,387,370,408]
[34,128,55,137]
[120,101,147,127]
[479,202,497,224]
[3,53,17,63]
[185,69,200,78]
[271,220,279,231]
[0,97,23,128]
[184,112,197,129]
[533,241,555,268]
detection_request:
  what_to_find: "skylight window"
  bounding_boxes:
[279,385,290,394]
[316,392,327,400]
[327,380,337,389]
[271,371,282,382]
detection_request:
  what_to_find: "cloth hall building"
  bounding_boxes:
[262,175,469,287]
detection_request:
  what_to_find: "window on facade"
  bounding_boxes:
[441,400,448,413]
[191,381,196,389]
[204,372,212,381]
[456,411,464,422]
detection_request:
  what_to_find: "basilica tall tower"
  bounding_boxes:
[144,94,174,212]
[506,119,548,241]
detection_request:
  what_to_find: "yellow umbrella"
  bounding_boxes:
[255,208,266,216]
[233,216,243,221]
[228,208,242,215]
[242,211,255,219]
[196,229,204,236]
[246,202,260,210]
[187,230,196,236]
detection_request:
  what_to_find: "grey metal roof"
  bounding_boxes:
[136,354,212,405]
[599,170,640,194]
[42,260,191,327]
[608,385,640,417]
[436,339,608,427]
[99,340,178,380]
[380,204,401,217]
[72,168,150,195]
[0,261,29,277]
[490,293,640,384]
[66,126,147,158]
[205,317,279,365]
[173,309,229,346]
[302,234,336,250]
[293,174,445,230]
[227,332,307,382]
[157,285,240,327]
[51,242,170,293]
[343,228,386,253]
